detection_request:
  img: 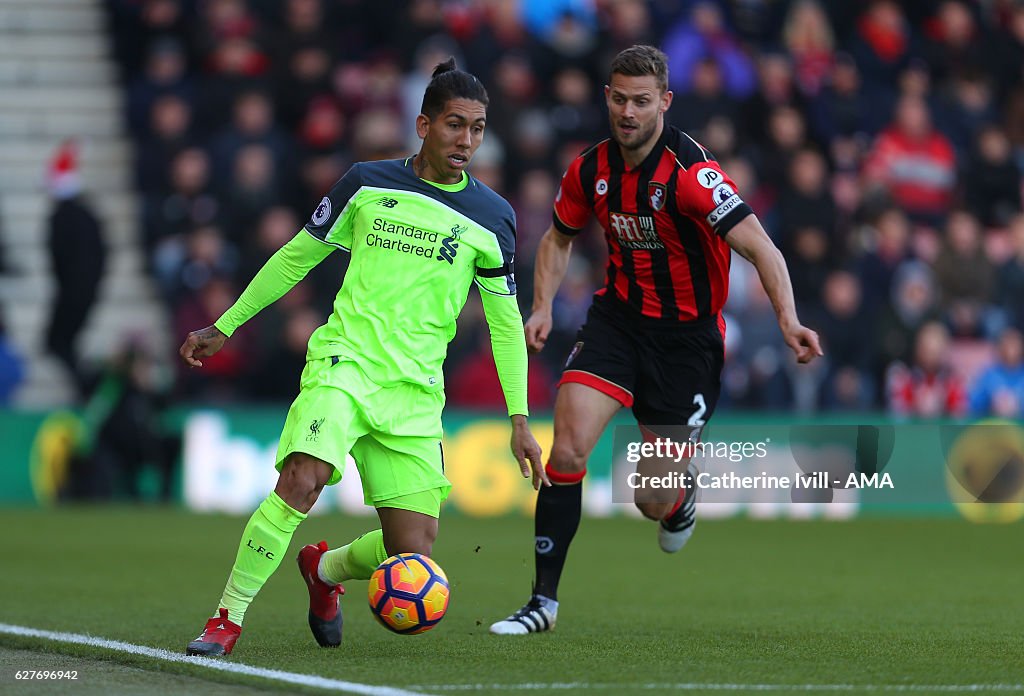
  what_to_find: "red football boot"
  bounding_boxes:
[186,608,241,656]
[297,541,345,647]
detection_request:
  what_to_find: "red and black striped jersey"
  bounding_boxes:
[553,125,752,323]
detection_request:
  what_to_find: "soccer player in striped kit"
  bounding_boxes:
[491,45,822,635]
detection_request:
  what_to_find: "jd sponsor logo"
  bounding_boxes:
[696,167,722,189]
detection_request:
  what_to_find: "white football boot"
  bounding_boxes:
[489,595,557,635]
[658,462,699,553]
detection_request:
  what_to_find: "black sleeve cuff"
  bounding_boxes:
[714,204,754,238]
[552,211,583,236]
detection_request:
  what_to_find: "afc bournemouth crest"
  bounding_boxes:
[648,182,667,211]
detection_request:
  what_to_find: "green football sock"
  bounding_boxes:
[217,492,307,625]
[319,529,388,584]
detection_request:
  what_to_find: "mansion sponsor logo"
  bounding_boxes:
[609,212,663,250]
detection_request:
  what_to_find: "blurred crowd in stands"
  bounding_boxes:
[102,0,1024,419]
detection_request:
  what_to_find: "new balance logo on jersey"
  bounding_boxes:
[437,224,465,264]
[307,417,325,441]
[377,198,398,208]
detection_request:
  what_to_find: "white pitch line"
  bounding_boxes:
[0,623,431,696]
[4,623,1020,695]
[412,683,1024,693]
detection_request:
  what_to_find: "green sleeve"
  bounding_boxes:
[479,291,529,417]
[214,231,335,337]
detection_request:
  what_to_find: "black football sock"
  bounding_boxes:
[532,480,583,601]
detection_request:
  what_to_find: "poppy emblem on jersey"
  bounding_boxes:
[696,167,722,189]
[595,178,608,196]
[310,196,331,226]
[649,182,667,211]
[565,341,584,368]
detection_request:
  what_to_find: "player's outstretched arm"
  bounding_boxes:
[179,325,227,368]
[525,225,575,353]
[180,231,334,370]
[725,215,823,364]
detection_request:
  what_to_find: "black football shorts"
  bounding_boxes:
[558,299,725,429]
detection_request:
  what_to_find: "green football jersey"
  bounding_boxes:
[301,157,517,392]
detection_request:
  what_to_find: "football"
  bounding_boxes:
[367,553,450,634]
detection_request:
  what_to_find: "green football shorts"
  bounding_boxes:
[276,356,451,517]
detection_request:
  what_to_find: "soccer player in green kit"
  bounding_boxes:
[179,59,548,656]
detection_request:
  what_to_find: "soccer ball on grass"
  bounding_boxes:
[367,553,449,634]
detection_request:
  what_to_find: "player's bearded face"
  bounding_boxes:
[605,74,671,151]
[415,98,487,184]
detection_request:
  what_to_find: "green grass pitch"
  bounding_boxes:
[1,508,1022,695]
